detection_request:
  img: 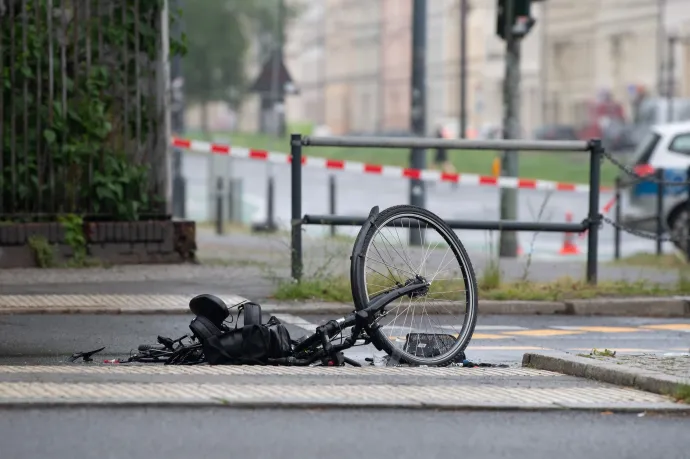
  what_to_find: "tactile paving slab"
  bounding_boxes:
[0,382,682,410]
[0,294,244,313]
[0,365,561,377]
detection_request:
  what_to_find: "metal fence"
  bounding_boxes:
[0,0,169,221]
[612,167,690,259]
[288,134,604,284]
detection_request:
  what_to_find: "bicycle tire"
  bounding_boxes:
[350,204,478,366]
[241,303,262,325]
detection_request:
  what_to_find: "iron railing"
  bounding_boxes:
[0,0,169,221]
[289,134,603,284]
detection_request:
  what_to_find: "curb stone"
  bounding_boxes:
[260,298,689,317]
[1,399,689,412]
[563,297,690,317]
[522,351,688,398]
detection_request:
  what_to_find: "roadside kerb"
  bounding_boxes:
[261,298,690,317]
[562,297,690,317]
[0,295,688,317]
[522,351,689,398]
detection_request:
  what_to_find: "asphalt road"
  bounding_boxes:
[2,313,688,459]
[183,153,668,261]
[1,314,687,365]
[1,407,688,459]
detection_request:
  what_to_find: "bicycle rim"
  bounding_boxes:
[356,206,477,366]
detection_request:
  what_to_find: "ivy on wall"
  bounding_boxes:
[1,0,185,221]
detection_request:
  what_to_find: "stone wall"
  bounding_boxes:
[0,220,197,268]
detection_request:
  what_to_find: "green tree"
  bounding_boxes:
[181,0,300,135]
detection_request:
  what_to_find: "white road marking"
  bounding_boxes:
[272,314,319,332]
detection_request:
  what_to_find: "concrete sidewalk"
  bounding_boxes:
[0,364,686,412]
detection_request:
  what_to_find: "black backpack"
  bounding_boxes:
[189,306,292,365]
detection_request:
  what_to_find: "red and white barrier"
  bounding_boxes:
[171,137,612,193]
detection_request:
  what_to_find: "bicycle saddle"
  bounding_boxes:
[188,294,229,327]
[189,315,223,342]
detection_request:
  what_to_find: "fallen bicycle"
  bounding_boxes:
[71,205,491,368]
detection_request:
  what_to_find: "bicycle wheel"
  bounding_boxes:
[351,205,478,366]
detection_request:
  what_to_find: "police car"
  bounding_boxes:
[621,121,690,251]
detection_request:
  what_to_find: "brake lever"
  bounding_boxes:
[68,346,106,363]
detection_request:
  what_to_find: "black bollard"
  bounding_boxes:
[216,177,224,235]
[329,175,336,237]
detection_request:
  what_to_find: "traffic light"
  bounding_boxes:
[496,0,537,40]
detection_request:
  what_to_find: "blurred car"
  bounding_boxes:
[620,120,690,251]
[600,120,638,153]
[533,124,579,141]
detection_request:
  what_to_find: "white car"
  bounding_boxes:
[621,121,690,252]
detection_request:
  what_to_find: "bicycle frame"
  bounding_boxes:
[267,205,430,367]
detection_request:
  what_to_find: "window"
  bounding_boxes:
[632,131,661,165]
[669,133,690,155]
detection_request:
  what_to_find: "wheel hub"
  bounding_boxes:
[404,275,430,298]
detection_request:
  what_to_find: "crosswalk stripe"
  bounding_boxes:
[641,324,690,331]
[551,326,647,333]
[272,314,318,332]
[502,329,584,337]
[276,315,690,342]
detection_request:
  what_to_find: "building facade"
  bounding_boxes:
[279,0,690,138]
[543,0,690,126]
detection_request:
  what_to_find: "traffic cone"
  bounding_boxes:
[560,211,581,255]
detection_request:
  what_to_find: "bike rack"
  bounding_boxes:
[289,133,603,285]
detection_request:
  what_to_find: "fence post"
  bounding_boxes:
[215,177,224,235]
[267,176,276,231]
[251,177,277,232]
[586,139,602,285]
[329,175,336,237]
[291,134,303,281]
[614,177,621,260]
[172,151,186,219]
[227,178,235,223]
[686,167,690,261]
[656,168,665,256]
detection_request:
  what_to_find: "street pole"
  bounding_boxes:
[270,0,286,138]
[539,0,548,125]
[656,0,666,97]
[378,1,385,132]
[319,3,327,126]
[667,35,676,123]
[499,0,520,257]
[160,0,173,216]
[459,0,468,139]
[170,0,185,219]
[409,0,427,246]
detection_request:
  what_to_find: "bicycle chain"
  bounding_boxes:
[601,149,643,179]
